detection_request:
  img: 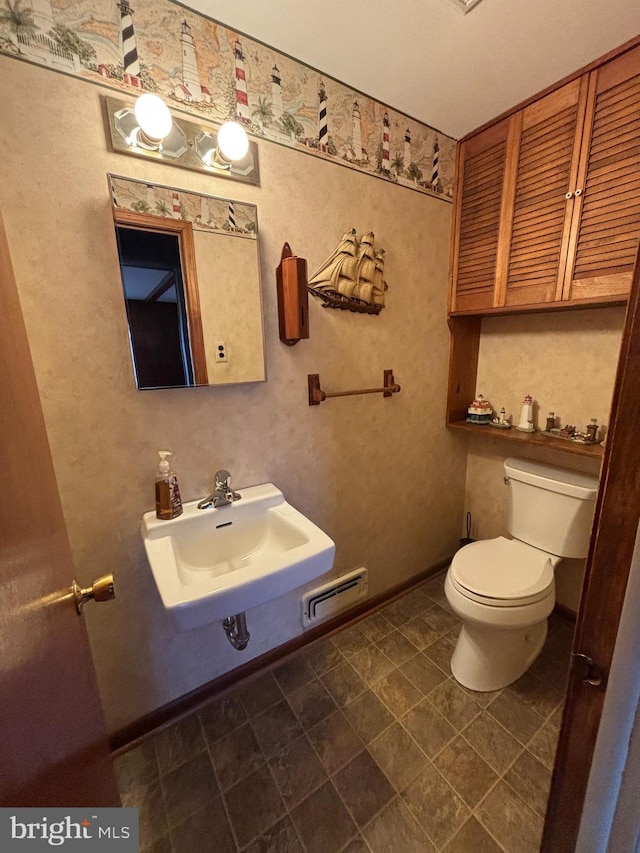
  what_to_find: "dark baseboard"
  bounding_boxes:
[110,557,452,754]
[553,602,577,624]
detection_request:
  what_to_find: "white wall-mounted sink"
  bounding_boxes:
[141,483,335,632]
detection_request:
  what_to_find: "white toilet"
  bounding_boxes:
[445,457,598,692]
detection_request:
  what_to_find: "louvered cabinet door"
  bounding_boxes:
[450,119,510,312]
[496,79,588,308]
[563,45,640,302]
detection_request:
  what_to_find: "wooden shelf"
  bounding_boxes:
[448,292,627,319]
[447,420,604,459]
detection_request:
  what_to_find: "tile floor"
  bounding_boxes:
[115,572,573,853]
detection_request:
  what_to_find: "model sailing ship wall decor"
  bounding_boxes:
[307,229,388,314]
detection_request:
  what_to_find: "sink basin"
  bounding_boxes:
[141,483,335,631]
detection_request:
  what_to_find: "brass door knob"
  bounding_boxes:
[72,574,116,614]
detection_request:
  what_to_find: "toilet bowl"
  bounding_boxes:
[445,458,598,692]
[445,537,558,691]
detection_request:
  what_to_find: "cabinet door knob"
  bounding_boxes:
[565,191,574,199]
[574,188,583,196]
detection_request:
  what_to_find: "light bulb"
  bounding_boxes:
[201,147,215,167]
[217,121,249,162]
[134,94,172,143]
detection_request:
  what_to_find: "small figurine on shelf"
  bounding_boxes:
[516,394,535,432]
[467,394,492,425]
[545,412,556,433]
[569,419,602,444]
[586,419,599,443]
[489,406,511,429]
[541,416,601,445]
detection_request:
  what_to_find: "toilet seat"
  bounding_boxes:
[450,537,555,607]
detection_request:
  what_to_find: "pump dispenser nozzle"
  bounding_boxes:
[158,450,172,475]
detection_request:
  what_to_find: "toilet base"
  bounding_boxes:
[450,618,548,692]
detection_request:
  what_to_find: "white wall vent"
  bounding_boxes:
[302,568,369,627]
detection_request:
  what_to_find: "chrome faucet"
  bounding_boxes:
[197,469,241,510]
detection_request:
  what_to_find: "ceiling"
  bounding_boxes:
[183,0,640,138]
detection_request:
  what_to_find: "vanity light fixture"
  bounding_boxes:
[105,95,260,186]
[195,122,250,170]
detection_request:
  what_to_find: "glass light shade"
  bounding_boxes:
[134,94,173,142]
[194,131,217,167]
[217,122,249,162]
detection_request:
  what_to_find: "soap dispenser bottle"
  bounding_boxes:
[155,451,183,520]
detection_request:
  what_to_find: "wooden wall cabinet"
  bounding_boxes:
[450,42,640,316]
[446,38,640,459]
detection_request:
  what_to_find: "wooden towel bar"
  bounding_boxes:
[308,370,401,406]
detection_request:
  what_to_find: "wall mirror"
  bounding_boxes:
[109,175,265,390]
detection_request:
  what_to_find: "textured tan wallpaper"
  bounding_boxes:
[476,308,625,434]
[0,58,466,732]
[193,230,265,384]
[465,308,625,612]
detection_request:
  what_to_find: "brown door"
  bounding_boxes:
[542,245,640,849]
[562,43,640,303]
[450,118,511,313]
[496,77,589,308]
[0,209,119,807]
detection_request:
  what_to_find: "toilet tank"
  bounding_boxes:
[504,457,599,558]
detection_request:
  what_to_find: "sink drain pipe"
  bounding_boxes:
[223,612,250,650]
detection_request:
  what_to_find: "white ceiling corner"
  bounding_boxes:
[185,0,640,138]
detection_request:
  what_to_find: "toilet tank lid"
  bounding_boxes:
[504,457,599,500]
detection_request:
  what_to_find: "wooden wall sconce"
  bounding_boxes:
[308,370,401,405]
[276,243,309,345]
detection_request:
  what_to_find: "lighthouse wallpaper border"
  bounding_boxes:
[108,174,258,236]
[0,0,456,200]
